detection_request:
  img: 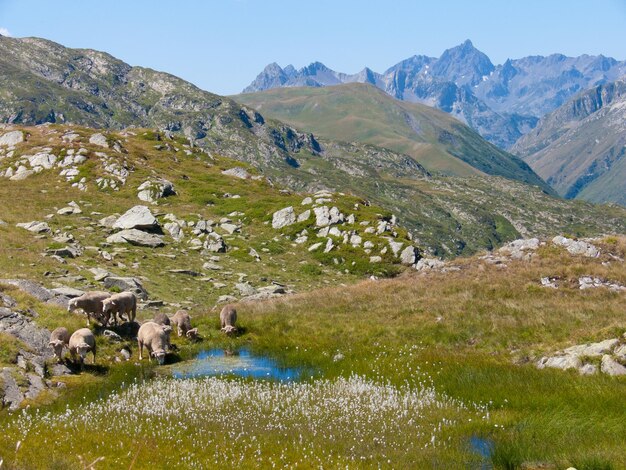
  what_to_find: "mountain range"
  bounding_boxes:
[244,40,626,149]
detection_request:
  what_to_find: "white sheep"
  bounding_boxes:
[153,312,170,326]
[48,327,70,363]
[68,291,111,325]
[220,305,237,334]
[102,291,137,325]
[137,321,171,365]
[68,328,96,367]
[171,310,193,337]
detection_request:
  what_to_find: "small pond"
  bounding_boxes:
[171,348,306,382]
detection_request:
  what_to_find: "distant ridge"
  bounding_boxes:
[243,40,626,149]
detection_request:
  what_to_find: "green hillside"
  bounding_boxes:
[236,83,552,191]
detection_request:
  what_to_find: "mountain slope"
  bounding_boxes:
[1,36,625,256]
[236,83,552,191]
[244,41,626,149]
[512,80,626,205]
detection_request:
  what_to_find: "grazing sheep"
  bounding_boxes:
[137,322,171,365]
[68,291,111,325]
[186,327,199,340]
[102,291,137,325]
[220,305,237,334]
[48,327,70,363]
[68,328,96,367]
[171,310,192,337]
[153,312,170,326]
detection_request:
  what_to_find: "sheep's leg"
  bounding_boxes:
[131,304,137,322]
[138,339,143,360]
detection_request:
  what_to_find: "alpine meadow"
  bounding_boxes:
[0,2,626,469]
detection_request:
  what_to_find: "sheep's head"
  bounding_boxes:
[151,349,166,365]
[67,298,77,312]
[221,325,237,335]
[186,328,198,340]
[101,298,116,314]
[48,339,65,357]
[161,325,172,335]
[76,342,91,361]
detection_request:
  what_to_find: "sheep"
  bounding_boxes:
[48,327,70,363]
[153,312,170,326]
[171,310,192,337]
[68,328,96,367]
[68,291,111,325]
[102,291,137,325]
[220,304,237,334]
[137,321,171,365]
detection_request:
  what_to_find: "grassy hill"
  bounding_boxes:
[236,83,552,191]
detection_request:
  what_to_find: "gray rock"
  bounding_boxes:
[107,229,165,247]
[89,267,111,282]
[0,279,53,302]
[249,248,260,260]
[552,236,599,258]
[221,223,239,234]
[164,222,184,241]
[415,258,445,271]
[1,368,25,410]
[301,197,313,205]
[369,256,382,263]
[563,339,620,357]
[579,363,598,375]
[103,277,148,300]
[99,214,118,228]
[16,221,51,233]
[217,295,237,304]
[203,262,222,271]
[47,245,82,258]
[308,242,323,252]
[50,287,85,298]
[50,363,72,376]
[222,167,252,179]
[614,344,626,360]
[323,238,334,253]
[235,283,257,296]
[297,210,311,223]
[0,307,52,356]
[601,355,626,376]
[272,207,296,229]
[0,130,24,147]
[25,373,46,400]
[349,234,362,246]
[400,246,419,265]
[89,133,108,148]
[113,206,160,231]
[387,239,404,257]
[120,348,131,361]
[137,179,176,203]
[168,269,201,277]
[536,355,581,370]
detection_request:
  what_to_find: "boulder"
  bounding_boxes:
[563,339,619,357]
[308,242,323,252]
[235,283,257,296]
[0,130,24,147]
[272,207,296,229]
[47,245,82,258]
[103,277,148,300]
[301,197,313,205]
[16,221,51,233]
[579,363,598,375]
[217,295,237,304]
[0,368,24,411]
[50,287,85,298]
[552,236,599,258]
[387,239,404,257]
[220,223,239,235]
[164,222,184,241]
[400,246,419,265]
[137,179,176,203]
[113,206,160,231]
[107,229,165,248]
[297,210,311,223]
[0,279,53,302]
[221,167,251,179]
[369,256,382,263]
[89,133,108,148]
[601,355,626,376]
[536,355,581,370]
[204,233,227,253]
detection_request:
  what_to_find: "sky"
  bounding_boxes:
[1,0,625,96]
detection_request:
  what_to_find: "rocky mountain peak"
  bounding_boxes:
[430,40,495,87]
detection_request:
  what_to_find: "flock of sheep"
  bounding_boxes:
[48,290,238,368]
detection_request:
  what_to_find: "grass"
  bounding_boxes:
[1,124,626,468]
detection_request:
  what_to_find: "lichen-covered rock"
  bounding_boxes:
[552,236,599,258]
[113,206,160,231]
[0,130,24,147]
[601,355,626,376]
[89,133,108,148]
[16,221,51,233]
[400,246,419,265]
[536,355,581,371]
[272,206,296,229]
[107,229,165,247]
[103,276,148,300]
[137,179,176,203]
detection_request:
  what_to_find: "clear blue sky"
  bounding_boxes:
[1,0,625,95]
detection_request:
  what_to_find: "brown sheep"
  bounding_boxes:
[153,312,170,326]
[137,322,171,365]
[102,291,137,325]
[68,291,111,325]
[171,310,192,337]
[48,327,70,363]
[220,304,237,334]
[68,328,96,367]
